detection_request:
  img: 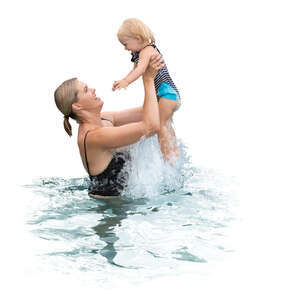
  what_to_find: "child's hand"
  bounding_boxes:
[112,79,129,91]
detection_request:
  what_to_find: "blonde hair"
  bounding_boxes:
[54,78,78,137]
[117,18,155,44]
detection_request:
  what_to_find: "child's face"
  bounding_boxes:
[120,36,144,52]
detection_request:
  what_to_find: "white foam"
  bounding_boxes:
[122,135,190,199]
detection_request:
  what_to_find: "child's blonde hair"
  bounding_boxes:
[117,18,155,44]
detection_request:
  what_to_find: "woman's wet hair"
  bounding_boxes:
[117,18,155,44]
[54,78,78,137]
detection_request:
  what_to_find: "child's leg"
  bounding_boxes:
[158,98,180,162]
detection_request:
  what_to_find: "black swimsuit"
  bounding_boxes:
[84,119,129,197]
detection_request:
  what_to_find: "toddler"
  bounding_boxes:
[112,18,181,162]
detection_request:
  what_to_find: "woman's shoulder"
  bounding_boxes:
[79,127,114,160]
[78,126,104,147]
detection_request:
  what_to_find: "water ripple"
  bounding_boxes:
[23,138,238,284]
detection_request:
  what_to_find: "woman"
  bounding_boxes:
[54,54,163,199]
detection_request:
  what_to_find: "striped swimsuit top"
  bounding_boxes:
[131,44,180,99]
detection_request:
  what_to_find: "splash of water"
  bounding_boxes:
[123,136,192,199]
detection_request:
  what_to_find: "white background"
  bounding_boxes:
[1,0,300,299]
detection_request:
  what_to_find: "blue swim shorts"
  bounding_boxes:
[157,82,180,101]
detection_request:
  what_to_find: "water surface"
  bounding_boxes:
[24,137,237,285]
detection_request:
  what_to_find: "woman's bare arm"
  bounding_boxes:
[92,54,163,149]
[89,121,152,149]
[102,107,143,126]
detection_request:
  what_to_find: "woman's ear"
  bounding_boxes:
[72,102,81,112]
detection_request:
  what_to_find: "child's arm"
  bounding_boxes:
[112,65,135,91]
[112,47,155,91]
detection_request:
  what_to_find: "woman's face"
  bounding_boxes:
[75,80,103,111]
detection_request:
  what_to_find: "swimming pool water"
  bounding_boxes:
[24,137,237,286]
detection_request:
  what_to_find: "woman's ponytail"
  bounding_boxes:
[63,115,72,137]
[54,77,78,137]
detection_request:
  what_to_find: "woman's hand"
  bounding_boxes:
[143,53,164,80]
